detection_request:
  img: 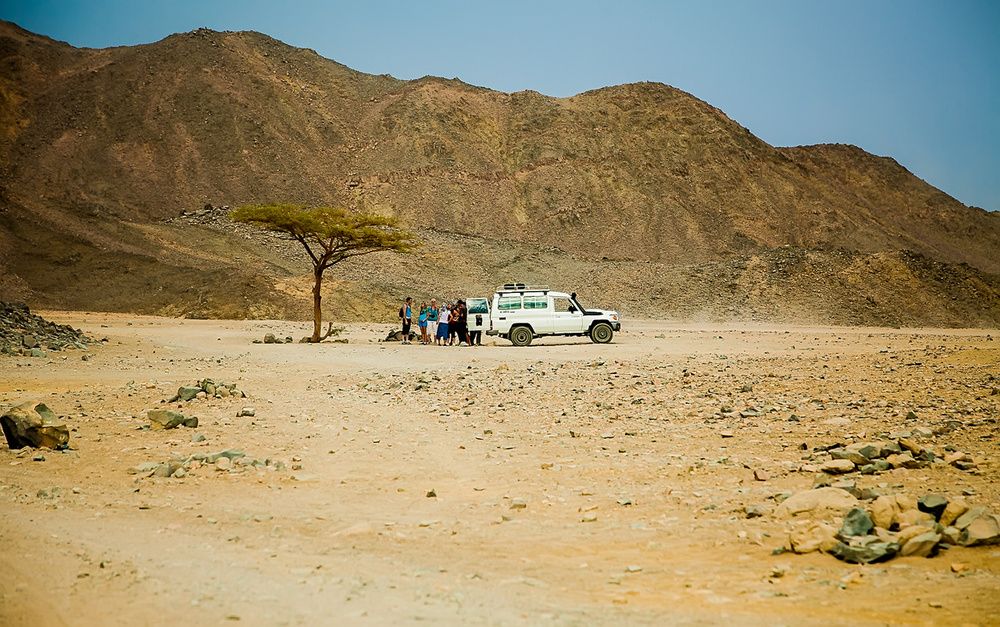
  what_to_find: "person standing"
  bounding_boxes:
[455,299,472,346]
[426,299,438,343]
[401,297,413,344]
[418,302,429,344]
[436,302,450,345]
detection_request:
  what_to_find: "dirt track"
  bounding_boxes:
[1,313,998,626]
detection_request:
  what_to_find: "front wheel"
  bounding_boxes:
[509,326,533,346]
[590,322,613,343]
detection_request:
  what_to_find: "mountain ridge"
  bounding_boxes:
[1,20,998,326]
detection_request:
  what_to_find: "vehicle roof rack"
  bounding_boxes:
[497,284,550,294]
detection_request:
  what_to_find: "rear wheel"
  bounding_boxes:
[509,326,533,346]
[590,322,613,343]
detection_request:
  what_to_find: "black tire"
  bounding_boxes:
[590,322,613,344]
[509,326,533,346]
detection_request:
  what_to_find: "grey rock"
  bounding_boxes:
[872,459,891,472]
[857,445,880,460]
[191,433,206,443]
[21,333,39,348]
[182,416,199,428]
[177,386,202,401]
[239,407,255,417]
[830,540,900,564]
[839,507,874,539]
[917,494,949,520]
[880,442,903,457]
[206,449,246,463]
[128,461,162,475]
[263,333,278,344]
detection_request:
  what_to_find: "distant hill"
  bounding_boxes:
[2,20,999,327]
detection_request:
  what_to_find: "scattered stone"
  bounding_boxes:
[830,540,900,564]
[264,333,278,344]
[1,401,69,450]
[820,459,856,475]
[789,521,838,554]
[776,488,860,520]
[839,508,874,539]
[239,407,255,417]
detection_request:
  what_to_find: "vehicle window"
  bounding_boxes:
[468,300,489,314]
[523,295,548,309]
[553,297,575,313]
[498,295,521,311]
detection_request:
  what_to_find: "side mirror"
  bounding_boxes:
[568,306,577,313]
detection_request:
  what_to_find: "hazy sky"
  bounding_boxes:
[4,0,999,211]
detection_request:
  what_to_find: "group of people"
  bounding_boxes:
[399,297,481,346]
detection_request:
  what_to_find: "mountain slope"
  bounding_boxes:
[1,21,998,326]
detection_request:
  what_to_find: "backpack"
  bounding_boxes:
[399,306,404,319]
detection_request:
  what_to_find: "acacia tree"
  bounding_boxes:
[231,203,416,342]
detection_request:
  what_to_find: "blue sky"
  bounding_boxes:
[4,0,999,211]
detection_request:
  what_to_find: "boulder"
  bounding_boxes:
[148,409,186,430]
[917,494,949,520]
[830,540,900,564]
[776,487,860,520]
[939,497,969,527]
[789,521,839,554]
[900,532,941,558]
[1,402,69,450]
[820,459,856,474]
[895,509,935,528]
[839,507,874,539]
[263,333,278,344]
[869,496,899,529]
[954,506,989,530]
[962,514,1000,546]
[176,386,202,401]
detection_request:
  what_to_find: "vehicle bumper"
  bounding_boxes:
[612,322,621,331]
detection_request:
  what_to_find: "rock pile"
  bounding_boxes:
[128,448,287,478]
[802,430,980,475]
[167,378,247,402]
[778,487,1000,564]
[0,302,91,356]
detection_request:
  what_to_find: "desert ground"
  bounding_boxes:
[1,313,998,626]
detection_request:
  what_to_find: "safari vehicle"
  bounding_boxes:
[485,284,620,346]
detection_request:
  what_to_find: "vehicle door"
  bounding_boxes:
[521,293,553,334]
[493,294,522,333]
[551,295,585,333]
[467,298,490,332]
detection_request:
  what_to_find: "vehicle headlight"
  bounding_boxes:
[611,315,618,321]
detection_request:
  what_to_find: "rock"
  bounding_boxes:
[148,409,185,430]
[856,444,880,460]
[872,459,891,472]
[896,509,935,528]
[900,532,941,557]
[940,526,965,545]
[829,540,900,564]
[939,498,969,527]
[218,386,231,398]
[753,469,769,481]
[898,438,924,456]
[183,416,199,428]
[962,514,1000,546]
[775,487,860,520]
[1,402,69,450]
[789,521,838,554]
[239,407,255,417]
[917,495,949,520]
[205,449,245,463]
[215,457,232,471]
[128,461,162,476]
[869,496,898,529]
[839,508,874,539]
[21,333,39,348]
[894,494,918,512]
[191,433,206,443]
[954,506,989,530]
[263,333,278,344]
[880,442,903,457]
[176,386,202,401]
[510,500,527,510]
[745,505,768,519]
[820,459,856,475]
[895,524,933,545]
[426,489,437,498]
[830,448,870,466]
[886,453,921,469]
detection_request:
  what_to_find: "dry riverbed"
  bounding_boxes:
[1,313,998,626]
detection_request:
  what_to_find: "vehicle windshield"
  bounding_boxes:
[468,300,489,314]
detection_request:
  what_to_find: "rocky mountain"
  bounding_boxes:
[1,20,999,326]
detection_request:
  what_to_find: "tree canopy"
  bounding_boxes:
[231,203,416,341]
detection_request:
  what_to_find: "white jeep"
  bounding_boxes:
[483,284,621,346]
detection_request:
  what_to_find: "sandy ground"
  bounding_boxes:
[1,313,998,626]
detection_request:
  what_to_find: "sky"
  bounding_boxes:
[3,0,999,211]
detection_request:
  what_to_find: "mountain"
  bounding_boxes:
[2,21,999,326]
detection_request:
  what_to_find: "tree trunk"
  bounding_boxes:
[311,265,323,342]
